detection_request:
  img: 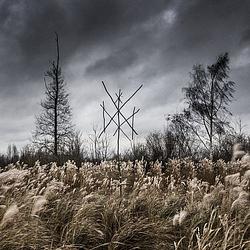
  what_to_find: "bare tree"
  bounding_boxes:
[183,53,235,160]
[7,144,19,162]
[33,33,74,156]
[89,126,110,161]
[146,131,165,161]
[68,130,87,166]
[167,113,199,159]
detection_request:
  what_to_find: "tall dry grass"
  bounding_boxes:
[0,159,249,249]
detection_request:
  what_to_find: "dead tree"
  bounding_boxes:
[33,33,74,156]
[89,125,110,161]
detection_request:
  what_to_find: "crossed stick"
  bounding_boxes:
[99,81,142,197]
[99,81,143,143]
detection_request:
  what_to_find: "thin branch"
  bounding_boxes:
[132,107,136,140]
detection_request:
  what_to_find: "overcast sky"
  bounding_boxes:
[0,0,250,153]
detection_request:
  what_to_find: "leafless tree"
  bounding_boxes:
[7,144,19,162]
[167,113,199,159]
[33,33,74,156]
[68,130,87,165]
[89,126,110,161]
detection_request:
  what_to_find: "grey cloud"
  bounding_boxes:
[241,28,250,45]
[153,0,250,72]
[0,0,173,97]
[85,48,137,76]
[0,0,250,150]
[0,0,172,65]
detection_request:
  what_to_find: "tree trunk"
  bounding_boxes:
[54,33,60,156]
[209,77,215,161]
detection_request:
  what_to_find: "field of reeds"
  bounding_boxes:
[0,159,250,250]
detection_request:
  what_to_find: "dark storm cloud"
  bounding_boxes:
[139,0,250,114]
[0,0,250,151]
[157,0,250,71]
[0,0,173,150]
[86,47,138,76]
[0,0,172,84]
[241,28,250,44]
[82,0,250,88]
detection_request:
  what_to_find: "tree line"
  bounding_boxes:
[0,34,249,167]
